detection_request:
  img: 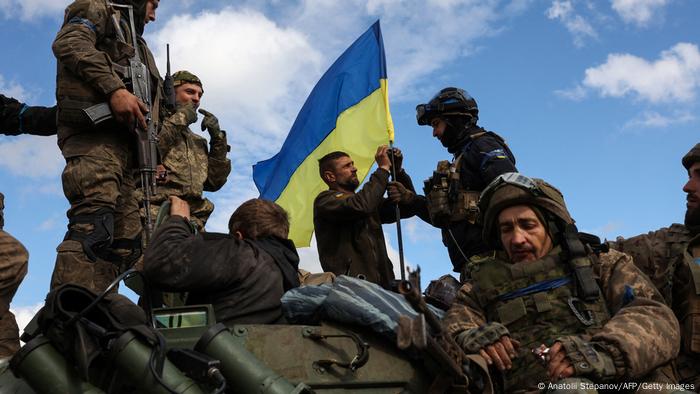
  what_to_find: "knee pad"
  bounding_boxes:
[64,208,114,262]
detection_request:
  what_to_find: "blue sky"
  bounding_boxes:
[0,0,698,324]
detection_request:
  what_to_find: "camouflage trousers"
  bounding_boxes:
[0,230,28,357]
[51,132,142,294]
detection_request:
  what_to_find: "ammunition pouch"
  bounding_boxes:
[555,336,617,381]
[455,322,509,354]
[424,159,480,227]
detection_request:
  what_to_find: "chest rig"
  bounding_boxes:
[423,135,487,228]
[469,247,610,389]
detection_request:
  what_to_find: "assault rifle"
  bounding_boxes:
[82,3,158,243]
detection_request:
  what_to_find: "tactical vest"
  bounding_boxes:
[469,248,611,391]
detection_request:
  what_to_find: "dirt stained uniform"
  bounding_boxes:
[0,193,28,358]
[50,0,162,292]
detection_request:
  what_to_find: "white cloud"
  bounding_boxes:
[555,84,588,100]
[622,110,695,130]
[0,136,64,179]
[0,74,31,102]
[12,303,43,341]
[546,0,597,47]
[611,0,669,27]
[583,42,700,103]
[404,217,441,243]
[0,0,68,21]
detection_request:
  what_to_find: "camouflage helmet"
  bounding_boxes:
[423,274,460,311]
[682,143,700,170]
[416,87,478,126]
[479,173,573,247]
[173,70,204,93]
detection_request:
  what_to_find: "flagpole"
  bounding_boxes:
[388,142,406,281]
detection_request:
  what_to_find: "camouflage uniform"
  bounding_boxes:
[50,0,162,293]
[0,94,56,136]
[444,249,679,393]
[444,173,680,393]
[608,144,700,389]
[0,193,28,358]
[145,75,230,231]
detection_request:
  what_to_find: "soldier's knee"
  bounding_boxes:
[64,208,115,262]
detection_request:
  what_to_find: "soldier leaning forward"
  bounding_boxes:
[142,70,231,231]
[0,193,28,361]
[0,94,56,136]
[50,0,162,293]
[609,143,700,389]
[444,173,681,394]
[416,87,517,281]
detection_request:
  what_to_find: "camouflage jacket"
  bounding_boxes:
[313,168,428,289]
[611,226,700,385]
[155,111,231,202]
[443,248,679,389]
[53,0,162,146]
[0,94,56,136]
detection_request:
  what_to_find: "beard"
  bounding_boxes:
[338,177,359,191]
[685,205,700,233]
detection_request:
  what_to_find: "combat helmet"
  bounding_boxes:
[682,143,700,170]
[479,172,573,247]
[416,87,478,126]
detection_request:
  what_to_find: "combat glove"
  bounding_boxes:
[388,181,416,205]
[171,103,198,126]
[555,336,617,381]
[198,108,224,140]
[456,322,510,354]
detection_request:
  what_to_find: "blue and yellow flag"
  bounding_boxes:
[253,20,394,247]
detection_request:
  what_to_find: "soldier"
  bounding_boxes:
[0,94,56,136]
[148,70,230,231]
[417,87,516,281]
[610,143,700,388]
[0,193,28,363]
[50,0,162,293]
[144,196,300,325]
[313,146,428,289]
[443,173,680,393]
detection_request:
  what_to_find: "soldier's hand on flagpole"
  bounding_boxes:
[390,147,403,173]
[109,88,148,130]
[375,145,391,172]
[169,196,191,220]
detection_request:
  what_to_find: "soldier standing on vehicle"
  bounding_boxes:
[609,143,700,390]
[444,173,680,393]
[50,0,162,293]
[0,193,28,363]
[1,94,56,136]
[313,146,428,289]
[417,87,516,282]
[147,70,230,231]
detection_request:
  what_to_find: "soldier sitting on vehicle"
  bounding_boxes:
[444,173,681,393]
[144,196,300,325]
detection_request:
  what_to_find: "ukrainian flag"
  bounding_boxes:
[253,20,394,247]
